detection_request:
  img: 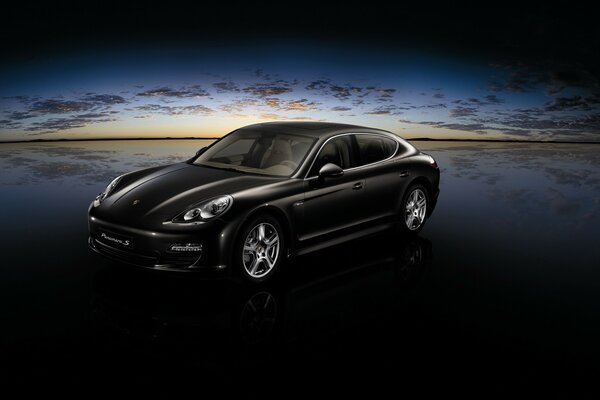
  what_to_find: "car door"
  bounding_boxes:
[354,133,408,223]
[298,135,368,241]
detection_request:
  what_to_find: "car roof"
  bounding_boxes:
[237,121,393,139]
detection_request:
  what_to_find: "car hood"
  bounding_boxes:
[98,163,282,226]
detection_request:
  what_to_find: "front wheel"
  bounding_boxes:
[400,184,429,234]
[235,215,285,284]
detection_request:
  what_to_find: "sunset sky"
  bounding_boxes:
[1,3,599,142]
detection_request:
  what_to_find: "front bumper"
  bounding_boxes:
[88,215,232,273]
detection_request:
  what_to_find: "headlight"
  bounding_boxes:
[176,195,233,222]
[93,175,123,207]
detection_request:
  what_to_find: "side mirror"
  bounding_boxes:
[318,163,344,178]
[195,146,208,157]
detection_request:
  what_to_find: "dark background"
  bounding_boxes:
[3,2,599,67]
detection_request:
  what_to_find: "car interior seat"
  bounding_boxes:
[260,139,293,168]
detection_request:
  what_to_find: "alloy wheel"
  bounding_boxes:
[405,188,427,231]
[242,222,280,278]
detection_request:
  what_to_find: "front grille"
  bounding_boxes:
[94,238,159,267]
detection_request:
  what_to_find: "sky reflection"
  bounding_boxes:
[1,140,598,250]
[418,141,600,253]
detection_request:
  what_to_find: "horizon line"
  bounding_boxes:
[1,136,600,145]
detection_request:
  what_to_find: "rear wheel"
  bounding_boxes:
[236,215,285,284]
[400,184,429,234]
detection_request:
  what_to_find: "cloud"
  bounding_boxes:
[479,110,600,133]
[134,104,167,113]
[452,96,504,106]
[24,113,117,133]
[135,104,214,116]
[4,94,129,123]
[30,99,94,114]
[443,123,531,136]
[489,63,600,97]
[1,95,41,105]
[415,103,447,110]
[264,98,281,108]
[181,105,214,114]
[305,79,332,92]
[433,93,445,99]
[367,104,405,116]
[242,84,293,97]
[367,110,393,116]
[136,85,209,98]
[489,68,550,93]
[402,97,600,138]
[82,94,127,105]
[222,97,318,113]
[398,119,430,124]
[331,106,352,112]
[484,94,504,104]
[434,122,487,132]
[280,99,318,112]
[305,79,396,102]
[76,112,114,118]
[491,128,533,136]
[0,119,23,129]
[213,81,240,93]
[4,111,35,120]
[544,96,593,112]
[449,106,478,117]
[364,87,396,102]
[398,118,531,136]
[219,98,261,113]
[586,93,600,104]
[253,69,290,83]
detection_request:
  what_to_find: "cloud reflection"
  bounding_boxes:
[1,140,598,239]
[418,141,600,234]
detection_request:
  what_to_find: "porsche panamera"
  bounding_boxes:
[88,122,440,283]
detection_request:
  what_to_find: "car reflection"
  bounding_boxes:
[91,230,433,364]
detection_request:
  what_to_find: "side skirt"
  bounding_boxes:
[293,222,394,257]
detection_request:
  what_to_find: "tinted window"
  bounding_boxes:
[309,136,354,176]
[356,134,397,165]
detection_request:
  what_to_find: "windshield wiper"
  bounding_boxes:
[196,164,247,174]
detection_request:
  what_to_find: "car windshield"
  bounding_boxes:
[194,130,316,177]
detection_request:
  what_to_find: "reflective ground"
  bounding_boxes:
[1,140,599,396]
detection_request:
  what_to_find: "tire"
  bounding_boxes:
[400,184,429,234]
[235,215,285,284]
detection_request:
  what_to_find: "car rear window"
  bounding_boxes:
[355,134,397,165]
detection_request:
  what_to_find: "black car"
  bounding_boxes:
[88,122,440,282]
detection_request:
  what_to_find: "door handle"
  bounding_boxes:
[399,171,410,178]
[353,182,363,190]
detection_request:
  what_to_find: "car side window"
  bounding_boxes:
[355,134,397,166]
[309,136,354,176]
